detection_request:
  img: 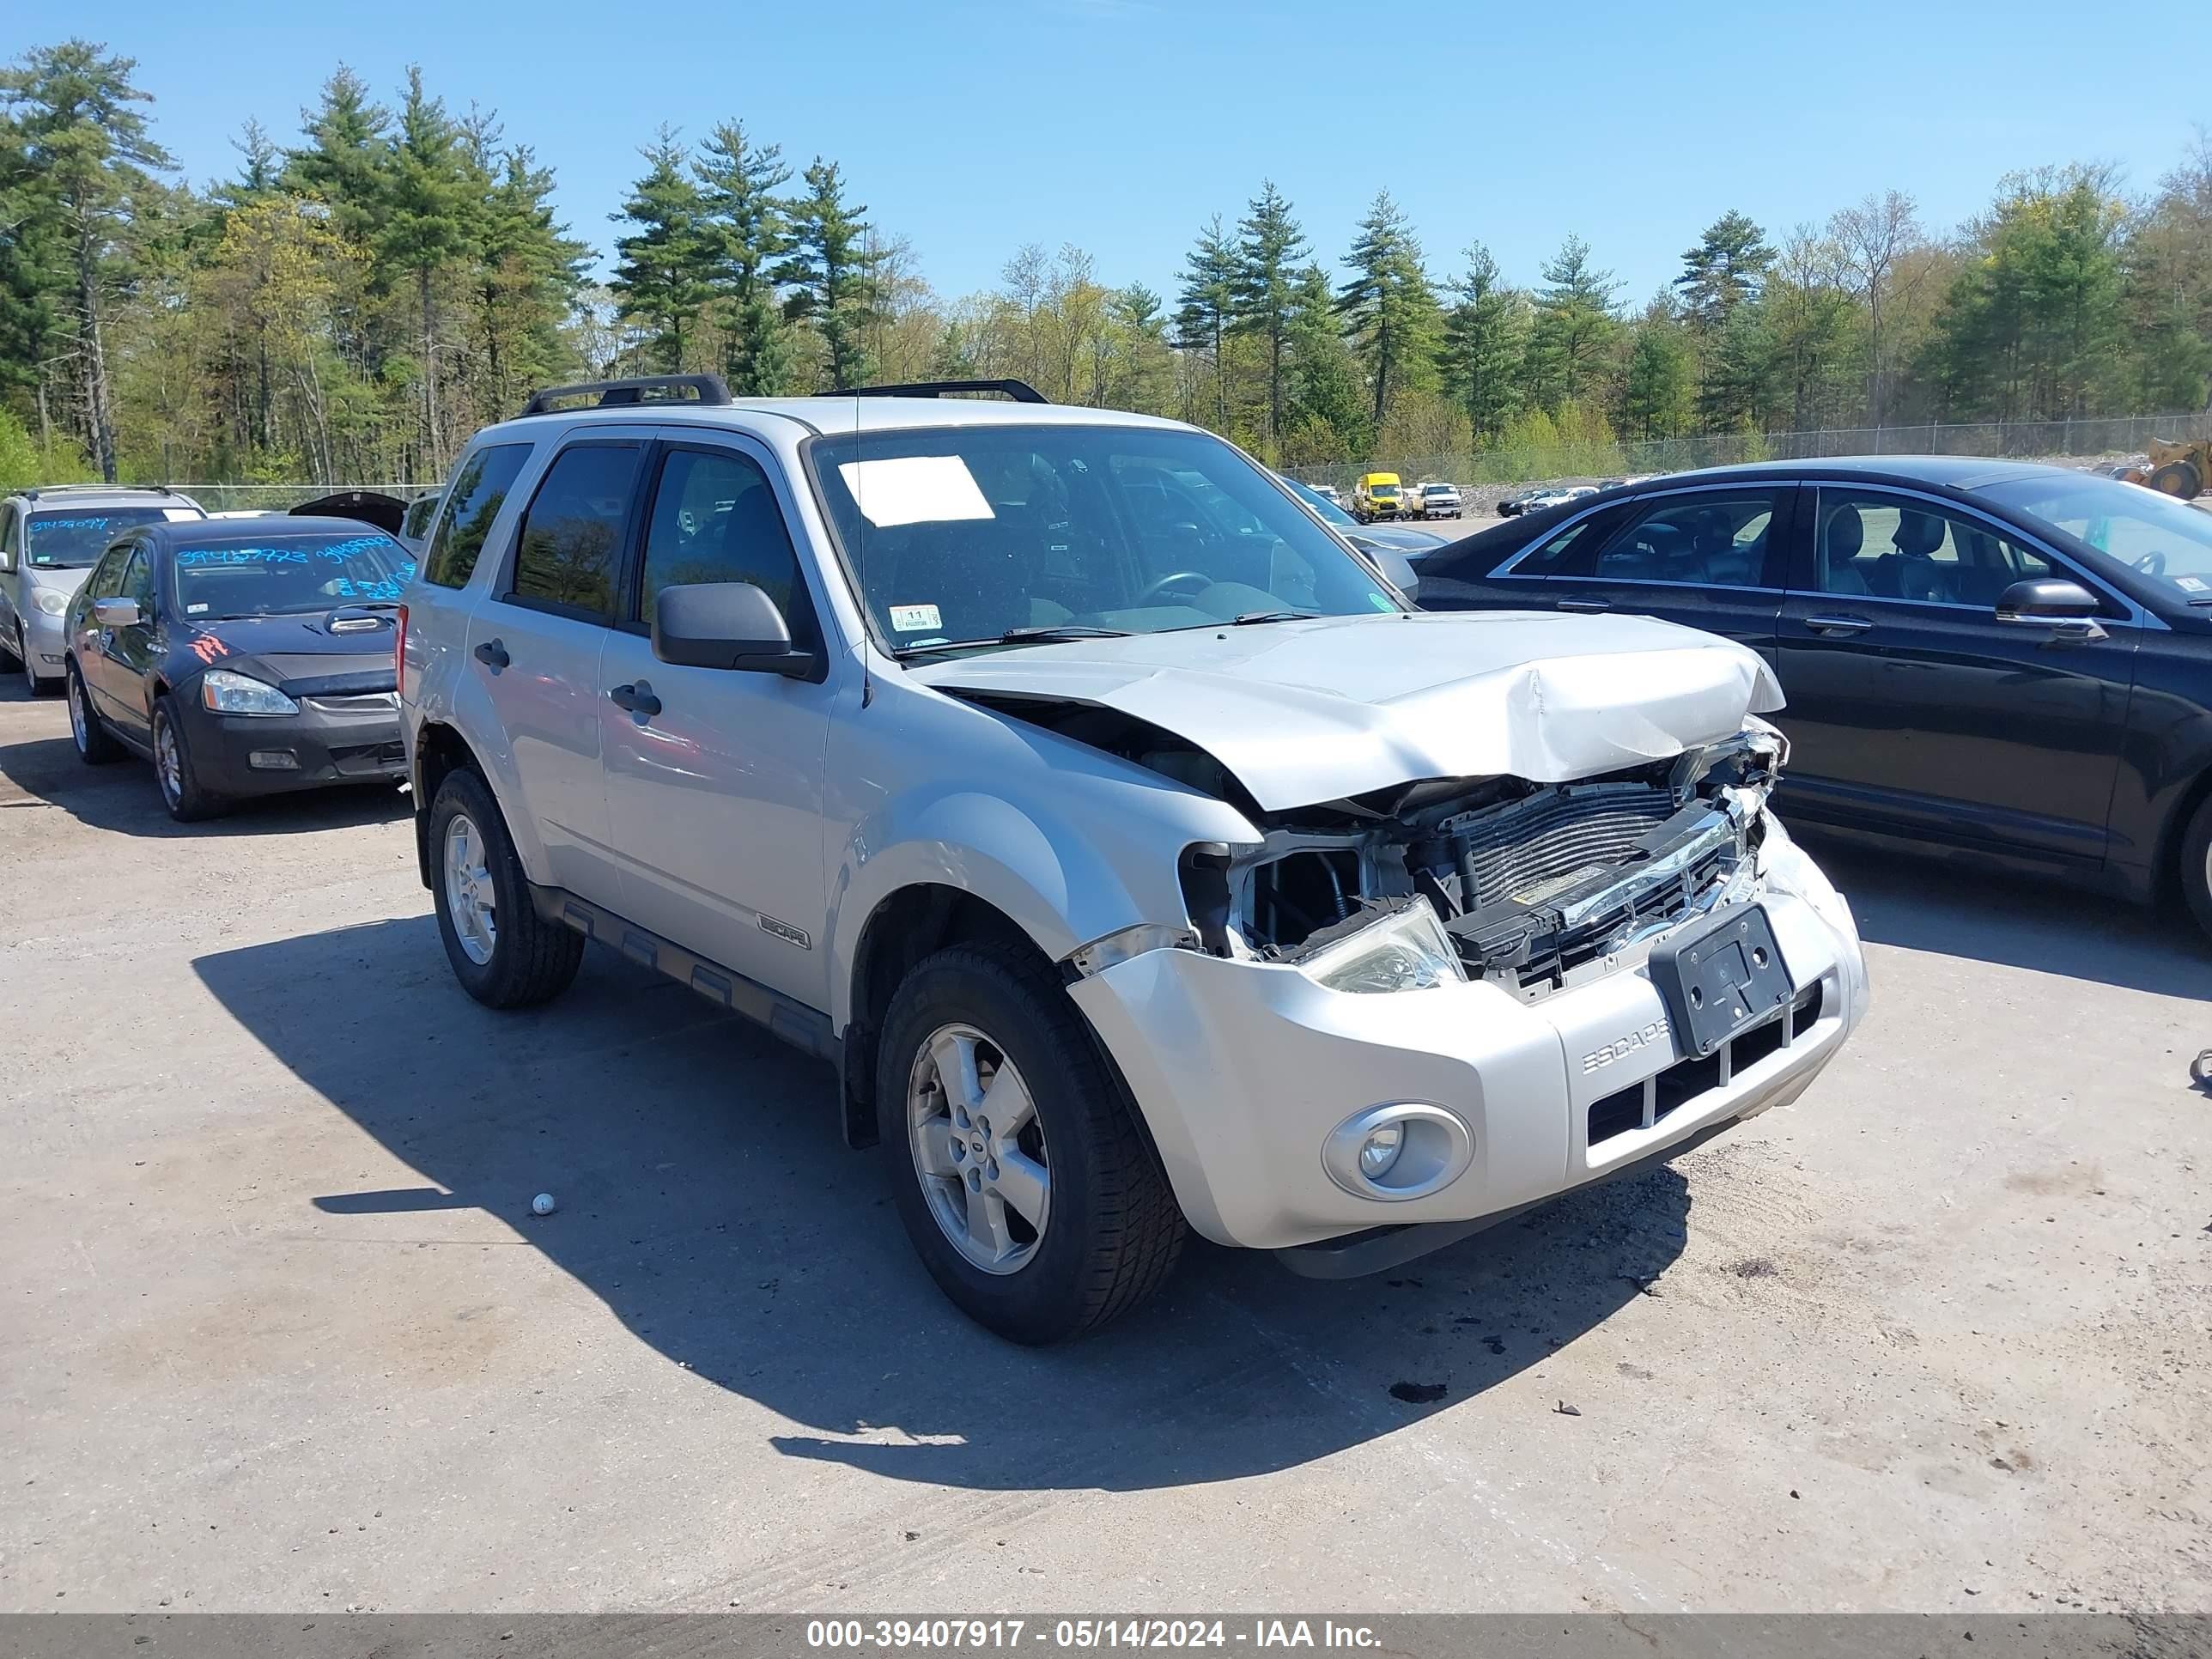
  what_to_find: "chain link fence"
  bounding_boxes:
[1285,411,2212,495]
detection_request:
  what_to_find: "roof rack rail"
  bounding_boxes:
[520,374,732,417]
[837,379,1049,404]
[21,483,174,501]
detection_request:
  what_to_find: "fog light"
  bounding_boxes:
[1358,1126,1404,1180]
[1322,1103,1474,1201]
[248,750,300,770]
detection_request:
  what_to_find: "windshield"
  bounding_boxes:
[811,424,1401,653]
[1370,484,1399,497]
[1971,473,2212,598]
[1282,477,1358,527]
[27,507,178,568]
[170,532,416,619]
[1424,485,1454,495]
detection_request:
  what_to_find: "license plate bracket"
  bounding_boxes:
[1648,904,1794,1060]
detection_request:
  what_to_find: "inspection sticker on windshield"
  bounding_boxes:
[2178,575,2208,592]
[890,603,943,633]
[838,455,994,528]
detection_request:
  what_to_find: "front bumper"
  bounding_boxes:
[21,609,67,680]
[183,691,406,797]
[1066,823,1868,1254]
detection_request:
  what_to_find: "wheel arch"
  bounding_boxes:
[410,720,499,891]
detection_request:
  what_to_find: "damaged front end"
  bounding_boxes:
[1180,722,1787,1000]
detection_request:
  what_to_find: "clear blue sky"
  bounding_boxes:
[18,0,2207,304]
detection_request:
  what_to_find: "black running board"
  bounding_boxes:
[529,884,837,1064]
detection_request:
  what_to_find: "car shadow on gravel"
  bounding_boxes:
[1796,832,2212,1000]
[0,720,410,838]
[193,916,1691,1492]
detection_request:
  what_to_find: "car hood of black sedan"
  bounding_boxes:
[173,607,398,693]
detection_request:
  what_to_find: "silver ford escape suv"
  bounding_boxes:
[398,374,1868,1343]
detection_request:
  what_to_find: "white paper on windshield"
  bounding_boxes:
[838,455,994,528]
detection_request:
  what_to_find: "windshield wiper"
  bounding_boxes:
[896,623,1131,657]
[1229,609,1320,625]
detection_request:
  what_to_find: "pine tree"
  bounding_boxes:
[1174,214,1237,431]
[777,159,874,389]
[377,68,473,468]
[694,118,793,395]
[283,68,391,248]
[1621,307,1695,438]
[1230,180,1307,445]
[610,131,715,374]
[1675,210,1774,332]
[1335,190,1440,428]
[1524,234,1620,412]
[0,39,175,480]
[1440,242,1524,443]
[474,143,588,418]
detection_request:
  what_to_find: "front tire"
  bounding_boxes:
[67,663,121,763]
[2180,793,2212,942]
[877,942,1185,1343]
[20,625,52,696]
[428,769,584,1007]
[152,695,224,821]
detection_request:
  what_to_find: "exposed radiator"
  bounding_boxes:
[1446,783,1676,912]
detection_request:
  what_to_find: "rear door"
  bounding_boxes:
[471,431,652,902]
[1771,485,2136,863]
[596,432,838,1006]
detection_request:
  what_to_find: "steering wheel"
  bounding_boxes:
[2133,550,2167,576]
[1133,571,1212,608]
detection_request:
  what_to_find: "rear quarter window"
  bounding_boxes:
[423,443,532,589]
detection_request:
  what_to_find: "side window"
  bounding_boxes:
[507,443,644,619]
[635,447,817,647]
[1590,491,1784,588]
[423,443,531,589]
[1503,512,1617,579]
[0,505,17,571]
[120,549,155,615]
[1814,492,2052,607]
[83,544,128,600]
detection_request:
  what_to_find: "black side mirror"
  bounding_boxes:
[1995,578,2099,620]
[652,581,813,677]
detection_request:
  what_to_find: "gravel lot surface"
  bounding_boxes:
[3,674,2207,1614]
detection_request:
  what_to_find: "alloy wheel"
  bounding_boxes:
[906,1022,1050,1275]
[68,674,88,752]
[442,811,498,966]
[155,715,183,805]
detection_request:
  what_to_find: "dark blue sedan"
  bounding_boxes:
[1413,456,2212,936]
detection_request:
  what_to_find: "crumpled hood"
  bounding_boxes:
[910,610,1785,811]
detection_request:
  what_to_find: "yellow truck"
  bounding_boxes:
[1352,471,1403,524]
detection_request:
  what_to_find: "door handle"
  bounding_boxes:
[609,680,662,719]
[1804,614,1873,635]
[1555,596,1610,613]
[473,638,509,671]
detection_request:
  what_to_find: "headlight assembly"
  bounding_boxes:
[201,668,299,716]
[32,588,68,617]
[1294,896,1464,994]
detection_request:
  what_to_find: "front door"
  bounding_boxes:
[597,434,837,1007]
[1536,483,1796,665]
[472,433,651,902]
[1772,486,2136,865]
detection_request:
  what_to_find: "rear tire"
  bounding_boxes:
[428,769,584,1007]
[67,663,121,763]
[2180,793,2212,943]
[152,696,224,821]
[876,942,1185,1343]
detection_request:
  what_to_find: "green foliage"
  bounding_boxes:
[1621,311,1695,439]
[1675,210,1774,332]
[0,405,94,488]
[1230,180,1306,443]
[776,159,876,389]
[1174,214,1238,429]
[1523,235,1620,415]
[611,131,715,374]
[1440,243,1524,442]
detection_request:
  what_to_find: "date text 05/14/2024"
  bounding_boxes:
[805,1621,1381,1650]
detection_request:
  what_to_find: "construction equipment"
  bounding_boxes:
[2124,437,2212,500]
